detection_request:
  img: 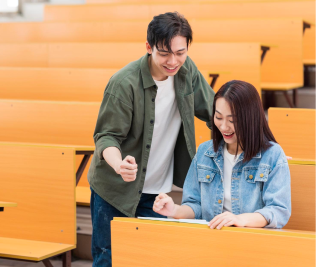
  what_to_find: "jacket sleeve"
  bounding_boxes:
[255,160,292,229]
[181,156,203,219]
[93,82,133,160]
[191,62,215,130]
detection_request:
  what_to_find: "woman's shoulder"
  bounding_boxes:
[261,141,287,166]
[196,140,215,155]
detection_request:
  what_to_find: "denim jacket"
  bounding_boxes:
[182,140,291,228]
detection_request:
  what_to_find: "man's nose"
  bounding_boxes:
[167,54,176,65]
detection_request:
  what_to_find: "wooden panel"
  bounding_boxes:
[112,218,315,267]
[0,44,48,68]
[285,164,315,232]
[0,100,99,146]
[0,144,76,244]
[43,1,314,64]
[44,4,151,21]
[0,67,116,102]
[190,19,304,84]
[0,21,149,43]
[0,42,260,90]
[0,237,75,261]
[0,19,304,85]
[268,108,315,159]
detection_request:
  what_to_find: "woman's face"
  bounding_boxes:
[214,97,238,148]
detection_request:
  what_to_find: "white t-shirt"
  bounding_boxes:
[223,145,240,212]
[142,76,182,194]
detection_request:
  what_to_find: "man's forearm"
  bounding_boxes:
[102,147,122,173]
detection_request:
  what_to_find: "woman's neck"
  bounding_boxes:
[227,143,242,155]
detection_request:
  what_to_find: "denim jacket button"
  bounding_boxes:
[218,199,222,204]
[206,175,210,179]
[249,175,253,179]
[260,173,264,178]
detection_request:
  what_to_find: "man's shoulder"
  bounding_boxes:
[110,56,143,86]
[183,56,198,73]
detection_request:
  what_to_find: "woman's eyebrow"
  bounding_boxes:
[215,110,233,117]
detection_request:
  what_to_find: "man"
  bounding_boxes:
[88,12,215,266]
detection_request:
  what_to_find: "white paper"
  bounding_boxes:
[138,217,208,225]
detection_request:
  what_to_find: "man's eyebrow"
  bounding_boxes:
[215,110,233,117]
[157,48,186,53]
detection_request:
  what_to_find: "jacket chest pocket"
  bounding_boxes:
[197,166,218,183]
[244,166,269,190]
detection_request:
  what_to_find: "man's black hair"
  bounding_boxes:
[147,12,193,53]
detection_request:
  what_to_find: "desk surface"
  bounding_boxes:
[0,202,17,208]
[0,141,94,151]
[112,218,315,267]
[113,217,315,239]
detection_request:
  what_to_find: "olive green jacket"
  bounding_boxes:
[88,53,215,217]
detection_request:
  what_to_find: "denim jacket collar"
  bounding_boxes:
[204,140,261,160]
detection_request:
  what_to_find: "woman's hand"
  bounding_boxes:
[208,211,247,229]
[153,193,176,217]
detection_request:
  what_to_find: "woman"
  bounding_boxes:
[153,80,291,229]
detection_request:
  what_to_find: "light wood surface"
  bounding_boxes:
[268,108,315,159]
[43,1,315,64]
[76,186,91,206]
[0,237,75,261]
[285,164,315,232]
[0,42,262,90]
[0,143,76,244]
[0,202,17,208]
[111,218,315,267]
[261,82,303,91]
[0,19,302,85]
[190,18,306,85]
[0,100,98,146]
[0,67,117,102]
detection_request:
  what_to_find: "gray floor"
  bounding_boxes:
[0,258,92,267]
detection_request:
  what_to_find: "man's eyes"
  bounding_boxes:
[159,53,185,56]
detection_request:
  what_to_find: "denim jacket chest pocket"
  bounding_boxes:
[243,166,269,190]
[197,165,219,183]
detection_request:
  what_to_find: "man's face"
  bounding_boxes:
[146,35,188,81]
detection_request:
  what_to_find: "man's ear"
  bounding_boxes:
[146,41,153,55]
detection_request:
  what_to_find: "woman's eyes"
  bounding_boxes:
[215,117,234,123]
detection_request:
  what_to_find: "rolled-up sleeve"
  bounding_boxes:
[255,161,291,228]
[93,83,133,160]
[181,156,203,219]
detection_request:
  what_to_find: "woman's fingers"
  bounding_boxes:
[216,218,233,229]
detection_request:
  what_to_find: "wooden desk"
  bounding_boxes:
[111,218,315,267]
[0,202,17,212]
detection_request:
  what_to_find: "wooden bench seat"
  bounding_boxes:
[0,237,75,262]
[0,143,77,266]
[0,67,117,102]
[0,67,224,101]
